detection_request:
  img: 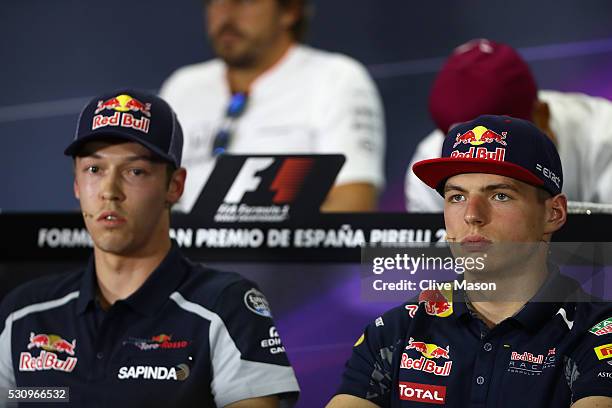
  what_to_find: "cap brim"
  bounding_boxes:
[64,130,174,165]
[412,157,544,193]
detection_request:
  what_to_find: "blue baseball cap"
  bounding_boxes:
[64,89,183,167]
[412,115,563,196]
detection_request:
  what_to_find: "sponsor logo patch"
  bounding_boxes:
[590,318,612,336]
[398,381,446,404]
[405,304,418,318]
[122,334,189,351]
[594,344,612,361]
[507,347,556,376]
[418,289,453,317]
[452,126,507,148]
[244,288,272,317]
[19,351,77,373]
[27,332,77,356]
[260,326,285,355]
[117,364,190,381]
[402,338,452,376]
[92,94,151,134]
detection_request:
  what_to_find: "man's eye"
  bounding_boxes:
[130,169,145,176]
[87,166,99,173]
[448,194,465,203]
[493,193,510,201]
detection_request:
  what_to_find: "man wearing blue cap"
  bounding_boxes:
[0,90,299,407]
[328,115,612,407]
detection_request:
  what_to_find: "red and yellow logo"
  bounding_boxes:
[453,126,507,148]
[418,289,453,317]
[94,94,151,117]
[594,343,612,360]
[27,332,76,356]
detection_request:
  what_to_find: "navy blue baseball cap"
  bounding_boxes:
[64,89,183,167]
[412,115,563,196]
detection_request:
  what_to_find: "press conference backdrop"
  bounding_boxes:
[4,0,612,211]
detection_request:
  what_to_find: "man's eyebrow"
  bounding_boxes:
[444,183,520,193]
[482,183,520,192]
[80,153,158,162]
[444,183,467,193]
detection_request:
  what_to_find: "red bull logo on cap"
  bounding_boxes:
[453,125,507,148]
[402,337,453,376]
[92,94,151,134]
[27,332,76,356]
[95,94,151,117]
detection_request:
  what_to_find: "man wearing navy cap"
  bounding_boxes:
[328,115,612,407]
[0,90,299,407]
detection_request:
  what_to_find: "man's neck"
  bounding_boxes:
[466,256,550,328]
[226,38,294,93]
[94,239,171,310]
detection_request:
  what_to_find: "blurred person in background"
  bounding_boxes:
[405,38,612,212]
[160,0,385,213]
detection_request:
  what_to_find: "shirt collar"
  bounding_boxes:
[451,265,581,330]
[512,267,581,331]
[76,242,188,317]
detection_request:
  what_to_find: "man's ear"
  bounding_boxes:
[279,1,300,30]
[73,178,80,200]
[532,100,557,146]
[166,167,187,206]
[543,193,567,236]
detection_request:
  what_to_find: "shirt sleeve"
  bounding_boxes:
[336,306,410,407]
[315,56,386,189]
[565,314,612,401]
[209,280,299,407]
[405,130,445,212]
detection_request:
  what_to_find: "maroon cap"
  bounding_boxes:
[429,39,538,134]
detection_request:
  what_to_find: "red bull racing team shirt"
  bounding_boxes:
[337,271,612,407]
[0,243,299,407]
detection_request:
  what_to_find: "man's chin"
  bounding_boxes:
[215,46,256,68]
[92,237,135,256]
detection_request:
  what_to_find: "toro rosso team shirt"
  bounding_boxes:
[0,243,299,407]
[337,271,612,407]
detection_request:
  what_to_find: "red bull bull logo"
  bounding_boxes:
[92,94,151,134]
[418,289,453,317]
[95,94,151,117]
[402,337,453,376]
[453,126,507,148]
[27,332,76,356]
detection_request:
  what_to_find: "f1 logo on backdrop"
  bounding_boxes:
[192,154,344,222]
[224,158,314,204]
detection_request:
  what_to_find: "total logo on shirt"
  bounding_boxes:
[398,381,446,404]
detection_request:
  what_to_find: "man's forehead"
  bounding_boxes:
[76,139,156,159]
[444,173,528,191]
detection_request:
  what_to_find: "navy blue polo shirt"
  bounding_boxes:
[0,243,299,407]
[337,271,612,407]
